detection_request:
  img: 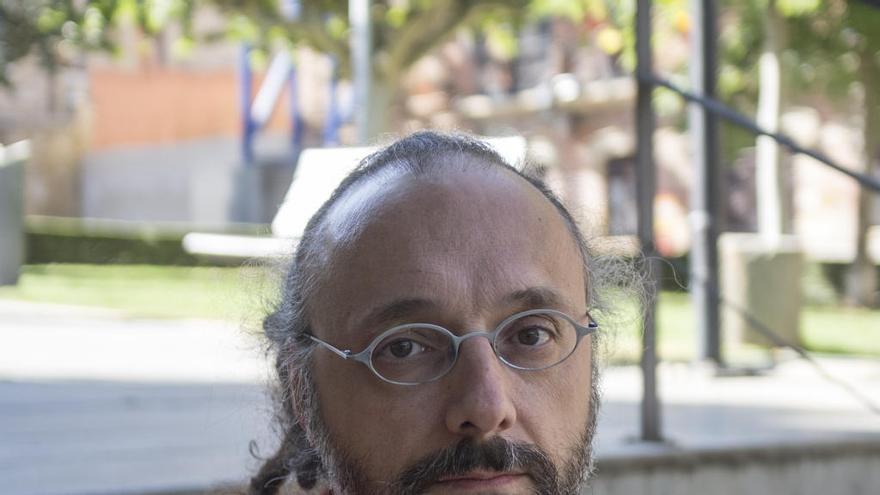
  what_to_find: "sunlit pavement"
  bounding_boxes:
[1,300,879,495]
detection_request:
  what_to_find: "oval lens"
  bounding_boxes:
[371,326,455,384]
[496,312,578,370]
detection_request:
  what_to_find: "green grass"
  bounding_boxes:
[604,291,880,364]
[1,264,877,361]
[0,263,276,321]
[801,305,880,356]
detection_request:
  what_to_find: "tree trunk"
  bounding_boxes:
[46,66,58,114]
[844,49,879,307]
[364,75,395,141]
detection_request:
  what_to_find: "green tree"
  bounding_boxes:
[0,0,195,113]
[696,0,878,306]
[2,1,620,136]
[783,0,880,306]
[0,0,195,83]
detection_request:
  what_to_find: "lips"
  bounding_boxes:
[435,471,527,490]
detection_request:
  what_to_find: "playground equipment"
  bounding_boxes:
[230,40,346,224]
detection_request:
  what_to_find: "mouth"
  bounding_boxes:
[434,470,527,491]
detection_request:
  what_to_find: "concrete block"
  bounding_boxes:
[587,442,880,495]
[719,233,803,347]
[228,156,297,224]
[0,141,29,285]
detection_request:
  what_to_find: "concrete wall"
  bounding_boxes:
[588,441,880,495]
[81,135,296,226]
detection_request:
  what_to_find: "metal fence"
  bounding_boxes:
[633,0,880,442]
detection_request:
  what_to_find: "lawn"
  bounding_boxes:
[1,264,877,362]
[603,291,880,364]
[0,263,279,322]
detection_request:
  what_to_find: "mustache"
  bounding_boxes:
[390,436,558,495]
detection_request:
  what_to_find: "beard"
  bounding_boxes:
[313,413,596,495]
[301,384,598,495]
[297,349,601,495]
[388,428,594,495]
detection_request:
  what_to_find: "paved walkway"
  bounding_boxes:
[1,300,879,495]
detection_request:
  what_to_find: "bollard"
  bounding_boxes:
[0,141,30,285]
[720,232,803,348]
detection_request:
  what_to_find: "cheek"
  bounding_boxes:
[312,356,447,477]
[516,342,593,455]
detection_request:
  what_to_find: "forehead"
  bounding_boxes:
[311,164,587,338]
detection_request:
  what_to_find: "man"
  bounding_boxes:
[251,131,604,494]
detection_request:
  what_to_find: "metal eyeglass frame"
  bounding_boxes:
[306,308,599,386]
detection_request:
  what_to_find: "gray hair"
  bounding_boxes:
[250,131,616,494]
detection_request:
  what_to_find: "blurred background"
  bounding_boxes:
[0,1,878,494]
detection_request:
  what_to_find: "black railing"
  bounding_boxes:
[647,75,880,193]
[633,0,880,443]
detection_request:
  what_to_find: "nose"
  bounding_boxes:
[443,336,517,440]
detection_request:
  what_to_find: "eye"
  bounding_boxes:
[500,315,561,349]
[374,332,441,361]
[514,325,553,347]
[384,339,425,359]
[497,312,578,370]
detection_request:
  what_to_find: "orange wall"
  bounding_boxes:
[89,67,290,150]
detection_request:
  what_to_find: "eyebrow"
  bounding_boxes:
[358,297,439,333]
[355,287,572,336]
[503,286,569,310]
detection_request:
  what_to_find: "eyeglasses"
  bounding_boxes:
[307,309,598,386]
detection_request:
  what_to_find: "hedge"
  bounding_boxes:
[24,216,266,266]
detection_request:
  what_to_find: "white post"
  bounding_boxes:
[756,1,783,247]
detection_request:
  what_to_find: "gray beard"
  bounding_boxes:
[299,356,601,495]
[306,394,598,495]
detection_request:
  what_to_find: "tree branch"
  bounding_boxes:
[381,0,528,80]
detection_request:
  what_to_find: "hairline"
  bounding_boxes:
[302,153,594,341]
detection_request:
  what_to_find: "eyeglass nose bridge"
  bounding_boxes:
[440,328,526,377]
[448,328,504,356]
[450,329,497,345]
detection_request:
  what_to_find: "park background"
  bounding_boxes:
[0,1,879,494]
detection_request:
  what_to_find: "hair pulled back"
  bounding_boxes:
[250,131,599,494]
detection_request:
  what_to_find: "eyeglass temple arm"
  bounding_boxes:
[308,335,353,359]
[581,311,600,334]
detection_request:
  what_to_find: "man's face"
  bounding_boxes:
[306,165,594,494]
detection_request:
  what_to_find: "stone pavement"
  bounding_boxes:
[1,300,879,495]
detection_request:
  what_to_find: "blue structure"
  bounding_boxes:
[239,44,257,165]
[239,45,345,165]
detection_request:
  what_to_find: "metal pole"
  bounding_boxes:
[635,0,662,442]
[688,0,722,364]
[239,44,255,165]
[289,64,305,150]
[283,0,303,151]
[323,58,341,146]
[349,0,371,144]
[0,12,5,72]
